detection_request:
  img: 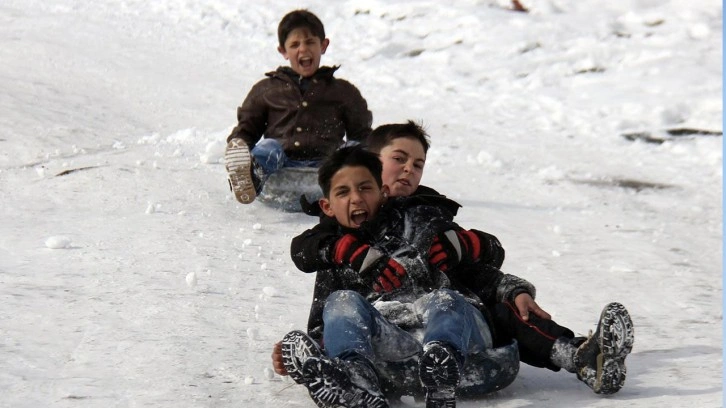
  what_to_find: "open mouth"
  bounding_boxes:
[396,178,411,186]
[299,57,313,68]
[350,209,368,226]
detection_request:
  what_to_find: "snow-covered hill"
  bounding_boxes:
[0,0,721,407]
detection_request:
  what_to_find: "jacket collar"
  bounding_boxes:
[268,65,339,82]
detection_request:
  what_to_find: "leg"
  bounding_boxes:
[323,290,419,362]
[415,289,494,408]
[306,290,419,408]
[492,301,575,370]
[250,138,286,176]
[416,289,493,356]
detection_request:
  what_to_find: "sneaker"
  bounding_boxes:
[280,330,324,384]
[419,342,461,408]
[225,139,263,204]
[301,357,389,408]
[574,302,634,394]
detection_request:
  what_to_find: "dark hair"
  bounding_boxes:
[318,145,383,197]
[278,10,326,48]
[365,120,431,154]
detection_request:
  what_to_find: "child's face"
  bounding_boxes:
[278,28,329,78]
[379,137,426,197]
[320,165,388,229]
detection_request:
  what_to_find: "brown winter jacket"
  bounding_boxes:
[227,66,372,161]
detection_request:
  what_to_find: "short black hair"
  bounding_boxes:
[365,120,431,154]
[318,145,383,197]
[278,9,326,48]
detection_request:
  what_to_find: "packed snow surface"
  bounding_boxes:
[0,0,721,407]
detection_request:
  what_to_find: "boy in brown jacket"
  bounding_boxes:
[225,9,372,204]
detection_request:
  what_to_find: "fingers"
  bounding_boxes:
[518,304,530,321]
[374,260,406,292]
[271,341,288,376]
[532,305,552,320]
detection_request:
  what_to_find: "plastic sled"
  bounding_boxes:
[257,167,323,212]
[377,340,520,401]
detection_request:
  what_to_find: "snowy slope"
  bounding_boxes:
[0,0,722,407]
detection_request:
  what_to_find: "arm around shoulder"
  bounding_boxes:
[290,219,340,272]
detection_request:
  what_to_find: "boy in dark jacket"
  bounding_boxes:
[284,145,505,408]
[295,121,504,342]
[225,9,372,204]
[281,146,635,407]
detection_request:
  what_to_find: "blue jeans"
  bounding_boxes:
[252,139,320,176]
[322,289,493,365]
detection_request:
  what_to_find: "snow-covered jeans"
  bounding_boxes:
[251,139,319,176]
[322,289,494,364]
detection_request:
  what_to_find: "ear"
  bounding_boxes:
[320,38,330,54]
[319,197,335,217]
[381,185,390,201]
[277,45,288,60]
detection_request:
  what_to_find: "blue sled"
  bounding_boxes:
[258,167,322,212]
[376,340,520,400]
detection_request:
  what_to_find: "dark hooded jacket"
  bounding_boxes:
[227,66,372,161]
[290,193,518,341]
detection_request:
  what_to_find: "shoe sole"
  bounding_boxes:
[225,140,257,204]
[419,344,460,408]
[302,357,389,408]
[280,330,323,384]
[594,302,634,394]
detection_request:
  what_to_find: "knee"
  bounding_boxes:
[323,290,369,318]
[430,288,467,308]
[253,138,283,151]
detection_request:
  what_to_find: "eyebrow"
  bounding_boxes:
[391,149,426,163]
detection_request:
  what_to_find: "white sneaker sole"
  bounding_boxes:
[225,140,256,204]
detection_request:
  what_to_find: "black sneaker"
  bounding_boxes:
[301,357,389,408]
[225,139,263,204]
[575,302,634,394]
[280,330,324,384]
[419,342,461,408]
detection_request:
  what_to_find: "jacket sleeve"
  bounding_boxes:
[227,80,268,146]
[290,218,340,272]
[340,81,372,143]
[457,263,536,306]
[471,229,505,268]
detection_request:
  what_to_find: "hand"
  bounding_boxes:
[513,293,551,321]
[428,230,482,271]
[271,341,288,376]
[332,234,406,292]
[370,257,407,292]
[332,234,383,273]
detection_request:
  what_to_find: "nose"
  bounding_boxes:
[350,189,364,203]
[403,161,412,173]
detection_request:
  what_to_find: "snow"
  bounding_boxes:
[0,0,721,407]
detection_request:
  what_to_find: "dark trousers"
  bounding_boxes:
[491,301,575,371]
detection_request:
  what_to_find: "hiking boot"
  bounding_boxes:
[225,138,263,204]
[301,356,388,408]
[419,342,461,408]
[574,302,634,394]
[281,330,324,384]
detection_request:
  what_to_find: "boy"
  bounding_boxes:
[281,146,635,407]
[225,9,372,204]
[273,121,502,374]
[284,145,502,408]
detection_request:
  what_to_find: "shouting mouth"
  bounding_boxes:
[350,209,369,226]
[299,57,313,69]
